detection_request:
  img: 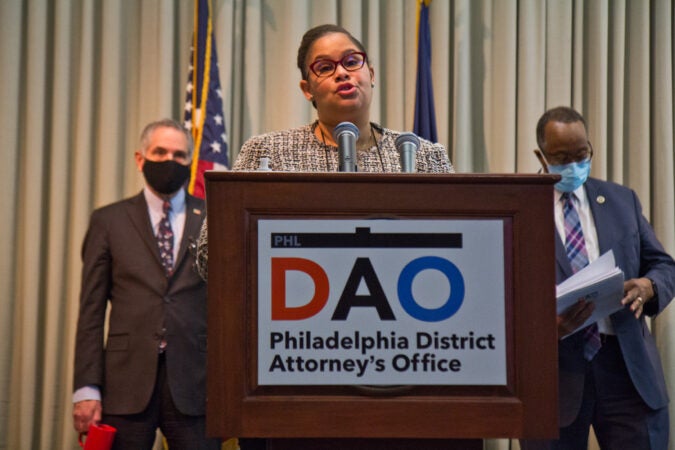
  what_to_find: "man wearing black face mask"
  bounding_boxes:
[72,119,219,449]
[521,107,675,450]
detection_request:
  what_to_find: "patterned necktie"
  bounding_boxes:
[562,192,600,360]
[157,201,174,276]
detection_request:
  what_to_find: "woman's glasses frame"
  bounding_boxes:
[308,52,368,78]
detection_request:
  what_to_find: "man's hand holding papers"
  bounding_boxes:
[556,250,624,338]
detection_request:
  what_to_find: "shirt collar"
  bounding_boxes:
[143,186,186,214]
[554,184,587,206]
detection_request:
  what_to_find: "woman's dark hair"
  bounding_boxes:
[297,24,368,80]
[536,106,587,150]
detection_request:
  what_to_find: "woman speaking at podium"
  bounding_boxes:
[198,25,455,450]
[232,23,454,173]
[196,24,454,280]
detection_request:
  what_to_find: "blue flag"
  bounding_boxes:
[413,0,438,143]
[184,0,229,199]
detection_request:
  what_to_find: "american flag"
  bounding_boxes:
[184,0,229,199]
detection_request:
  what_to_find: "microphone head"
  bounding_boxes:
[396,132,420,173]
[395,132,420,151]
[333,121,360,141]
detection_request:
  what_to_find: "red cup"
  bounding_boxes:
[78,423,117,450]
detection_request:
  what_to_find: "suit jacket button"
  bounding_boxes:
[163,296,171,303]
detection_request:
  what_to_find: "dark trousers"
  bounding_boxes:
[239,438,267,450]
[521,335,669,450]
[102,353,220,450]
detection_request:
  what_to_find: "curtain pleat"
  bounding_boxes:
[1,1,673,449]
[0,0,23,443]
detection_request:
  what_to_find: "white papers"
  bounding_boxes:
[556,250,625,337]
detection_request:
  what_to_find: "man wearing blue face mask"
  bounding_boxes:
[521,106,675,450]
[72,119,220,449]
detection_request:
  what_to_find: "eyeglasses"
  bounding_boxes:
[308,52,368,78]
[537,142,594,167]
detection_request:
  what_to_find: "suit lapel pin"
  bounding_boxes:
[193,208,202,215]
[596,195,605,204]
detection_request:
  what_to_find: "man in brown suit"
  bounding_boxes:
[72,119,219,449]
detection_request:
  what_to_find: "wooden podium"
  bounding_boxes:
[205,172,559,449]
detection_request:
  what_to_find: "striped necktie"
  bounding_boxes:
[562,192,601,360]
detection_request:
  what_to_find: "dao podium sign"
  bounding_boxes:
[257,219,506,386]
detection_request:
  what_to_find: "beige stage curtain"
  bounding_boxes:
[0,1,673,449]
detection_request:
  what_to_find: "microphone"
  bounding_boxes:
[395,132,420,173]
[333,121,359,172]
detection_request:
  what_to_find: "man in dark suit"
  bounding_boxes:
[522,106,675,449]
[72,119,219,449]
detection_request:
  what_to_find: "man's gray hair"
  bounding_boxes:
[139,118,194,157]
